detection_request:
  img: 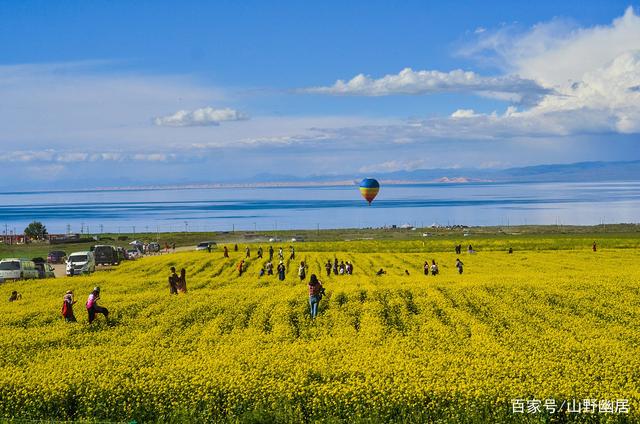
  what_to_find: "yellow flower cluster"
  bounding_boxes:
[0,242,638,422]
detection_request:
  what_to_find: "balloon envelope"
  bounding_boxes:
[359,178,380,204]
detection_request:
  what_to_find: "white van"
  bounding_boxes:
[0,258,39,282]
[66,251,96,276]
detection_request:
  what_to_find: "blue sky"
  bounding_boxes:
[1,0,639,188]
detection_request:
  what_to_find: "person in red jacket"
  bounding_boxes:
[308,274,324,319]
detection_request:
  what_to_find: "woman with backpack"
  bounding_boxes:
[308,274,324,319]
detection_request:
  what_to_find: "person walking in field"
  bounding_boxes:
[289,246,296,261]
[234,244,238,252]
[456,258,464,275]
[298,261,307,281]
[265,261,274,275]
[257,246,263,259]
[269,246,274,261]
[169,267,179,295]
[278,247,284,260]
[308,274,324,319]
[61,290,77,322]
[430,260,439,276]
[593,241,597,252]
[333,258,339,275]
[346,261,353,275]
[224,246,229,258]
[177,268,187,293]
[277,261,286,281]
[237,260,245,276]
[325,260,332,277]
[86,287,109,324]
[245,246,250,258]
[423,261,430,276]
[455,244,461,254]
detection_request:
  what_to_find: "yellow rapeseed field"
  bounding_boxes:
[0,240,639,422]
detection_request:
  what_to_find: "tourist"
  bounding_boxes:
[430,260,439,275]
[177,268,187,293]
[376,268,386,276]
[266,261,274,275]
[269,246,274,261]
[86,287,109,324]
[61,290,77,322]
[325,260,332,277]
[593,241,597,252]
[8,290,21,302]
[423,261,430,276]
[169,267,179,295]
[298,261,307,281]
[308,274,324,319]
[277,261,286,281]
[257,246,263,259]
[237,260,245,276]
[346,261,353,275]
[224,246,229,258]
[245,246,250,258]
[456,258,464,275]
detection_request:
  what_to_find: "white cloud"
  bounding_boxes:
[302,67,550,104]
[451,109,481,118]
[465,6,640,87]
[153,107,248,127]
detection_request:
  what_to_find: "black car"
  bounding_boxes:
[47,251,67,264]
[93,245,120,266]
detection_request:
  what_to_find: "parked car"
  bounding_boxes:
[66,251,96,276]
[0,258,39,282]
[148,242,161,253]
[47,250,67,264]
[35,262,56,279]
[196,241,216,251]
[126,249,141,260]
[93,245,120,266]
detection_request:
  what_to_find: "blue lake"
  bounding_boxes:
[1,181,639,234]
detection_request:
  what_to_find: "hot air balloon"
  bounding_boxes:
[359,178,380,205]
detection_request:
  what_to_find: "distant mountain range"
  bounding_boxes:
[246,160,640,185]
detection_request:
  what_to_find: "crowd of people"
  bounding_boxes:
[324,258,354,277]
[7,240,601,325]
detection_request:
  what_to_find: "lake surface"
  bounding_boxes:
[1,181,639,234]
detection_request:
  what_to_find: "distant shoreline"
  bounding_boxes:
[0,177,501,196]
